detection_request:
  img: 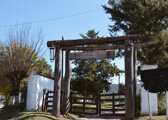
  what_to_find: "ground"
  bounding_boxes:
[0,101,167,120]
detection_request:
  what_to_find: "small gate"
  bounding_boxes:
[99,93,125,116]
[42,89,54,111]
[70,92,99,115]
[70,92,125,116]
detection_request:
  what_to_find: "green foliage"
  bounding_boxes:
[0,77,12,102]
[35,58,52,76]
[103,0,168,67]
[71,29,123,93]
[118,83,125,94]
[0,26,52,99]
[135,93,141,117]
[158,93,166,115]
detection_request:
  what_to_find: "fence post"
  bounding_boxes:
[112,93,115,115]
[45,91,49,110]
[96,92,99,115]
[70,92,73,113]
[42,89,46,111]
[99,93,101,116]
[83,92,86,114]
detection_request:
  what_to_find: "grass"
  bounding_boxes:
[0,102,70,120]
[0,101,166,120]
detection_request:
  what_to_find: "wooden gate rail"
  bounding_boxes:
[70,92,98,115]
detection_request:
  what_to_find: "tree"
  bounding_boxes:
[0,25,52,103]
[118,83,125,94]
[71,29,123,93]
[103,0,168,67]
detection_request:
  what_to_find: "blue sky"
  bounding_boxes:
[0,0,125,84]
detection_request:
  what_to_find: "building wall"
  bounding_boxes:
[26,70,54,111]
[140,65,158,116]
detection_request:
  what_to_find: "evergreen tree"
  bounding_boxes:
[103,0,168,67]
[71,30,123,93]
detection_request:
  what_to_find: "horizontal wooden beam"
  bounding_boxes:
[62,44,145,51]
[69,51,115,60]
[47,34,140,47]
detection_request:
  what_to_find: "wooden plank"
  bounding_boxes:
[114,98,125,101]
[114,108,125,111]
[71,107,83,109]
[100,99,113,101]
[112,93,115,115]
[124,40,135,119]
[62,44,145,51]
[47,34,140,47]
[115,104,125,107]
[52,45,62,117]
[100,109,113,111]
[69,51,115,60]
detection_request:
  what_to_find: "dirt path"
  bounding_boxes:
[75,115,124,120]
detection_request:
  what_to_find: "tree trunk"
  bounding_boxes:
[10,80,21,104]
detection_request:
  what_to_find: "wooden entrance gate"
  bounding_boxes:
[99,93,125,116]
[70,92,99,115]
[70,92,125,116]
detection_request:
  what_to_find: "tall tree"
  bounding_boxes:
[0,25,51,103]
[71,29,123,93]
[103,0,168,67]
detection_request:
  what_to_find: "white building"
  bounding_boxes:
[26,70,54,111]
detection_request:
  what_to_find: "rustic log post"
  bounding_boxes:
[60,37,64,113]
[133,46,137,115]
[125,40,135,119]
[62,50,71,115]
[52,45,62,117]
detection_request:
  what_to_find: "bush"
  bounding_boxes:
[158,93,166,115]
[135,93,141,117]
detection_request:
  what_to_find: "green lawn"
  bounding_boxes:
[0,102,70,120]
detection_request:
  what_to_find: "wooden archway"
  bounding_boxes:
[47,34,144,119]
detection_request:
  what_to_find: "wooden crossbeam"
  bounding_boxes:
[69,51,115,60]
[47,34,140,47]
[62,44,145,51]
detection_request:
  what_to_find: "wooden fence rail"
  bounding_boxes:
[42,90,125,116]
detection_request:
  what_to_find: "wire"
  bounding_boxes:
[0,8,102,28]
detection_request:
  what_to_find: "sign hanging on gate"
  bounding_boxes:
[69,51,115,60]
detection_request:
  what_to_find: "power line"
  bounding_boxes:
[0,8,102,28]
